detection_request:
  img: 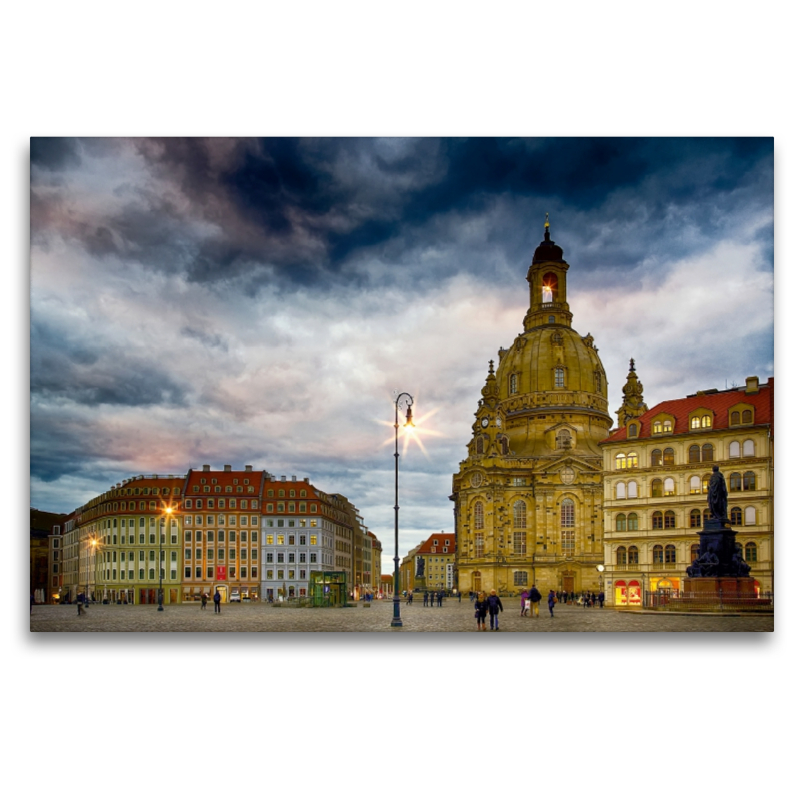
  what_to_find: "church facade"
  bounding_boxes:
[451,220,612,596]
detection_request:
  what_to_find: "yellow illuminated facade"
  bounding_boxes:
[600,371,774,605]
[452,221,612,596]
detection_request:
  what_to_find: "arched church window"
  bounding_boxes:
[743,439,755,457]
[474,502,484,530]
[665,545,676,563]
[730,441,741,458]
[627,513,638,531]
[542,272,558,303]
[628,546,639,565]
[616,513,627,531]
[616,546,627,566]
[560,498,575,528]
[513,501,527,529]
[663,447,675,465]
[702,443,714,462]
[555,367,565,388]
[509,374,518,394]
[556,430,571,449]
[651,449,662,467]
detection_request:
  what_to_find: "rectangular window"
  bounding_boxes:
[277,570,284,579]
[207,567,213,578]
[251,566,258,578]
[267,553,274,563]
[266,570,274,579]
[277,553,285,563]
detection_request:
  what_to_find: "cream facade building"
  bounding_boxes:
[452,220,612,596]
[600,370,774,606]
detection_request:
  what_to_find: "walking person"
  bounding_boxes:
[213,589,221,614]
[547,589,556,617]
[598,590,605,609]
[474,591,488,631]
[201,592,208,610]
[487,589,504,630]
[521,589,529,616]
[528,585,542,617]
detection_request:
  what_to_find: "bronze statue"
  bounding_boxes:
[416,555,424,577]
[707,465,728,522]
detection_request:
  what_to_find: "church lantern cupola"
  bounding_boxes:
[523,214,574,331]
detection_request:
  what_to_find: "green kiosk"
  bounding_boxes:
[309,571,348,607]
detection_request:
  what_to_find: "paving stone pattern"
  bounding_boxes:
[30,599,773,633]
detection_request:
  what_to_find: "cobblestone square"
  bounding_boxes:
[29,599,774,633]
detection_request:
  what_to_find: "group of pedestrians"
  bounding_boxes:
[422,590,446,607]
[473,589,504,630]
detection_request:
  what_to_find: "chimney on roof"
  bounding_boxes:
[291,475,296,481]
[745,376,759,394]
[224,465,231,472]
[304,477,309,483]
[281,475,286,481]
[203,465,210,472]
[245,465,252,472]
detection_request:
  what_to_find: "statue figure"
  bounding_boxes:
[707,465,728,522]
[416,555,424,578]
[687,549,720,578]
[731,543,752,577]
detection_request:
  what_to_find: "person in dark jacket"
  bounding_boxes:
[547,590,557,616]
[528,585,542,617]
[213,590,221,613]
[474,592,488,631]
[487,589,504,630]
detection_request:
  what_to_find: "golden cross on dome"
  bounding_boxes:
[544,212,550,230]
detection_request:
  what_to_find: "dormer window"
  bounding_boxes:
[628,423,639,438]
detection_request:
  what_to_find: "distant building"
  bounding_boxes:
[30,508,66,603]
[415,532,456,592]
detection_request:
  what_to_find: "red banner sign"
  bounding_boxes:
[216,566,226,581]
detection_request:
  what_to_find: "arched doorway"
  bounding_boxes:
[471,571,482,594]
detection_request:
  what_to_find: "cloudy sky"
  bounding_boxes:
[30,137,773,571]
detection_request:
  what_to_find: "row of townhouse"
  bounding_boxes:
[43,465,382,604]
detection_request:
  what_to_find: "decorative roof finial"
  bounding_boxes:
[544,212,550,241]
[630,358,635,371]
[488,359,495,375]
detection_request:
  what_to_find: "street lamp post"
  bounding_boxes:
[392,392,414,628]
[158,506,173,611]
[84,535,97,607]
[596,563,605,603]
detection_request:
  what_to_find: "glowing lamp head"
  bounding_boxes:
[404,406,414,427]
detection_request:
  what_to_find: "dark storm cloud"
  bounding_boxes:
[30,137,82,171]
[31,320,188,407]
[31,137,773,297]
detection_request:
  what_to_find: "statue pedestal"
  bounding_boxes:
[683,577,757,598]
[414,577,427,593]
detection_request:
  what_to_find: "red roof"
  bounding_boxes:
[417,533,455,554]
[602,377,773,443]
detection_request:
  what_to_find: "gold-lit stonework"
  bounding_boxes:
[451,221,612,596]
